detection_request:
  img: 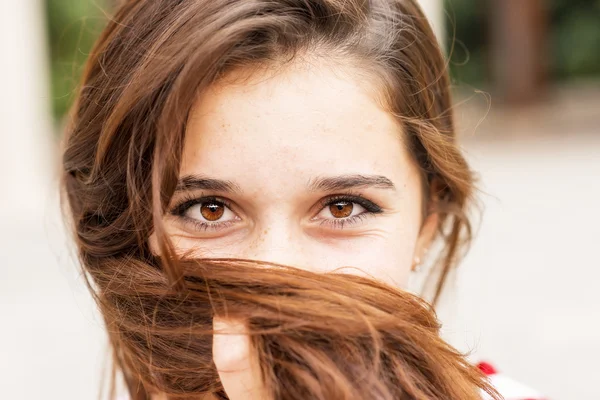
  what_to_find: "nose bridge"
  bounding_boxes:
[245,218,308,269]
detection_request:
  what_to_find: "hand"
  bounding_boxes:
[212,317,269,400]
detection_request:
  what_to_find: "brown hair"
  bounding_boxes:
[62,0,489,399]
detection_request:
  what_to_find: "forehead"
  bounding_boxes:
[183,62,413,193]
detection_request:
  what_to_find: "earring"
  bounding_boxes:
[412,255,422,272]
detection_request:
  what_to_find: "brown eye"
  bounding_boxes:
[329,201,353,218]
[200,202,225,221]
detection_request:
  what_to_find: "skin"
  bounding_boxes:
[150,59,438,399]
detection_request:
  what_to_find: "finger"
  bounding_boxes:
[212,317,269,400]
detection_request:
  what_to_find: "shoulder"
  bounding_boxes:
[478,362,549,400]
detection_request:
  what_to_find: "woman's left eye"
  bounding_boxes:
[313,196,383,228]
[316,200,366,220]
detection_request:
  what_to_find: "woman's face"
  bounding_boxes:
[155,61,436,287]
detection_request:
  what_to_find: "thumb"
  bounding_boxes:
[212,317,269,400]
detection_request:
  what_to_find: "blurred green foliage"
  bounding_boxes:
[446,0,600,85]
[551,0,600,78]
[45,0,600,119]
[444,0,488,85]
[45,0,109,119]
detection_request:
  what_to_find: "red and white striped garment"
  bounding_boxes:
[478,362,547,400]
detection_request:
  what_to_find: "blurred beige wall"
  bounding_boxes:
[0,0,53,222]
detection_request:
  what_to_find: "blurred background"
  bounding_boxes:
[1,0,598,399]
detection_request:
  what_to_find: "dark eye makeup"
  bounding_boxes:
[315,194,382,215]
[313,194,383,229]
[170,195,232,217]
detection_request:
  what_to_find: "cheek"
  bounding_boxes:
[330,204,424,287]
[150,228,249,258]
[322,232,417,288]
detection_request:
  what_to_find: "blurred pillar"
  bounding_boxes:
[490,0,548,104]
[417,0,445,46]
[0,0,53,220]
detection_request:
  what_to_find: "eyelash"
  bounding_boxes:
[170,195,237,232]
[314,194,383,229]
[169,193,383,232]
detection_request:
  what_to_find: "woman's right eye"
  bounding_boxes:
[170,197,239,231]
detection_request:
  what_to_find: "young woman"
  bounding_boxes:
[61,0,544,399]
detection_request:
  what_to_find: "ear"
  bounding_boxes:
[412,211,439,271]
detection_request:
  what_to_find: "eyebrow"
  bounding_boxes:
[307,174,396,192]
[175,174,396,194]
[175,175,242,193]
